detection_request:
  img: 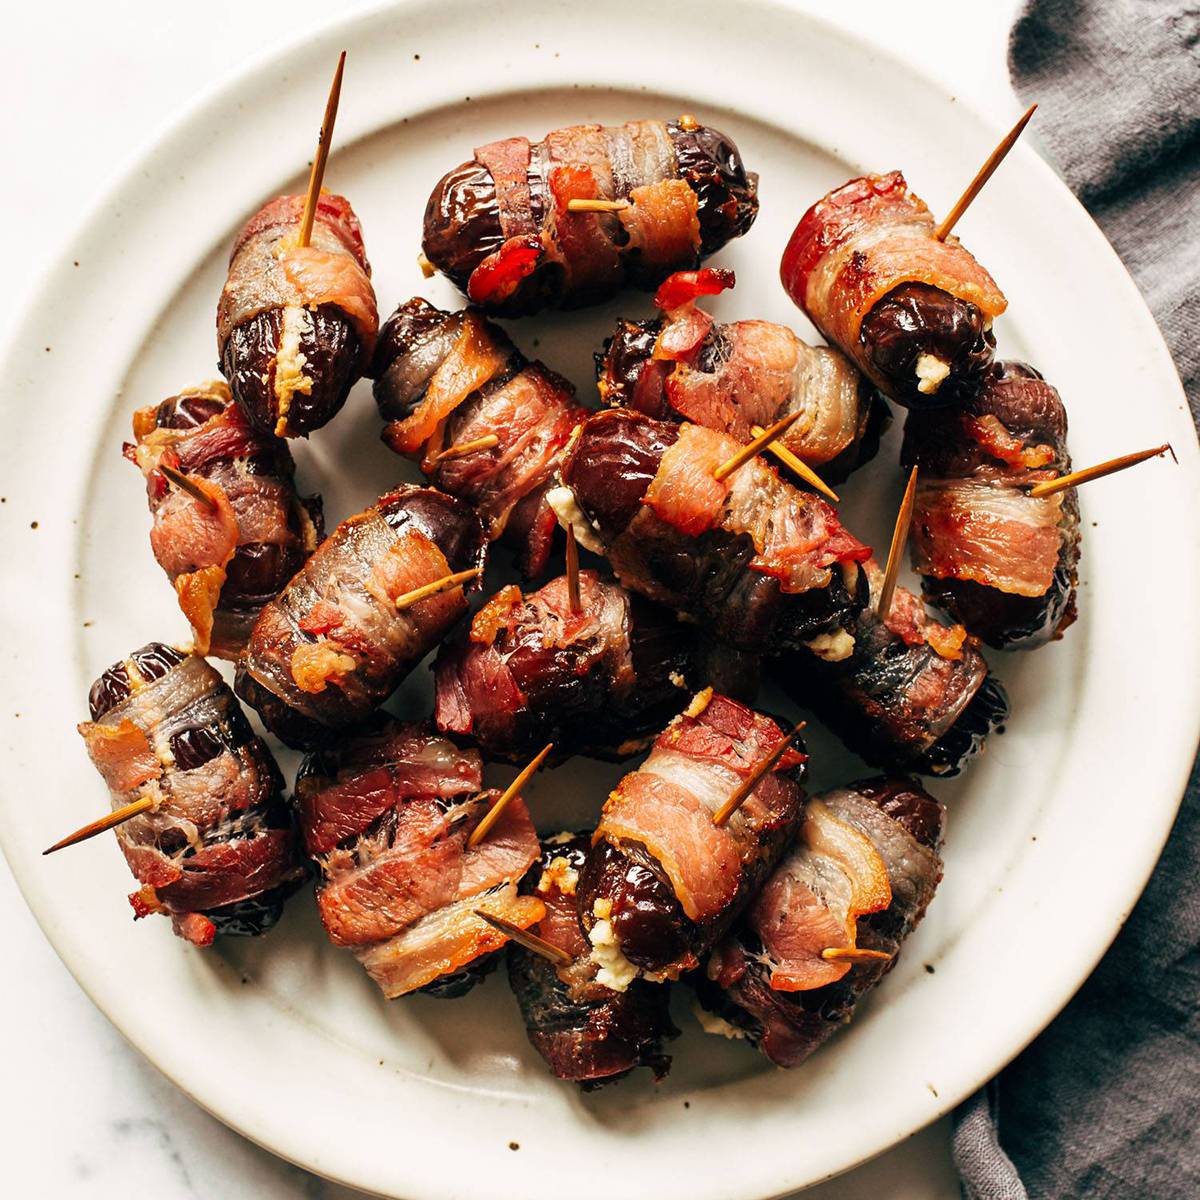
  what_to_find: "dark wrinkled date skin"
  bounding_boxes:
[860,282,996,409]
[507,835,677,1086]
[89,643,187,720]
[563,410,867,654]
[421,124,758,314]
[576,731,807,975]
[577,840,693,970]
[222,304,361,436]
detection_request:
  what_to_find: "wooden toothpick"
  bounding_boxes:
[750,423,840,503]
[467,742,554,848]
[160,464,218,511]
[566,198,629,214]
[821,946,892,963]
[44,794,155,855]
[935,103,1037,242]
[564,525,581,614]
[298,51,347,248]
[712,409,805,483]
[876,466,919,620]
[432,433,499,463]
[712,726,802,828]
[1027,444,1173,498]
[393,567,482,612]
[474,910,571,964]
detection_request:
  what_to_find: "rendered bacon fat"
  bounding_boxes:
[422,119,758,315]
[558,409,871,655]
[77,643,306,946]
[127,382,323,658]
[372,297,589,575]
[219,193,379,437]
[778,560,1008,777]
[697,777,943,1068]
[235,484,486,749]
[507,832,677,1086]
[577,693,807,981]
[598,269,889,481]
[296,719,543,998]
[781,172,1006,408]
[434,569,722,762]
[901,361,1081,650]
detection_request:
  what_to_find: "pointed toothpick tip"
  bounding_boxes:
[43,794,155,855]
[713,409,805,483]
[160,464,218,511]
[877,466,919,620]
[712,724,803,827]
[474,910,572,964]
[1027,443,1173,498]
[935,102,1037,242]
[751,424,840,502]
[298,50,347,248]
[393,566,482,612]
[467,742,554,848]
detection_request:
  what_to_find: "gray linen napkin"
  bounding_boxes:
[953,3,1200,1198]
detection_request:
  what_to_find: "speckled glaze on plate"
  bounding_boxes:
[1,2,1197,1197]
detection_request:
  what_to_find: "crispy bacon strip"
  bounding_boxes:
[699,779,944,1068]
[780,171,1006,351]
[217,193,377,356]
[130,382,322,658]
[297,720,541,995]
[595,695,805,925]
[902,361,1080,642]
[373,299,588,575]
[643,423,870,592]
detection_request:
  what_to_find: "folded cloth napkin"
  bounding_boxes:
[953,3,1200,1198]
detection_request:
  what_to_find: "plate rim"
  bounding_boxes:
[2,1,1197,1196]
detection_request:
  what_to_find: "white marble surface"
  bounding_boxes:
[1,1,1024,1195]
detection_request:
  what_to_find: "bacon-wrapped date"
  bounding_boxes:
[126,381,323,659]
[235,484,486,749]
[695,777,943,1067]
[218,193,379,437]
[295,718,543,998]
[597,269,889,482]
[422,119,758,315]
[558,409,871,655]
[77,643,306,946]
[507,832,677,1086]
[780,172,1006,409]
[372,297,589,575]
[434,569,743,762]
[777,561,1008,777]
[901,361,1081,650]
[577,692,807,981]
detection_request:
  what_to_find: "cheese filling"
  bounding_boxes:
[273,305,314,436]
[914,353,950,395]
[587,901,640,992]
[804,628,855,662]
[692,1001,748,1040]
[546,485,605,555]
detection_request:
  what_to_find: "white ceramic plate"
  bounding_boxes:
[2,2,1197,1196]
